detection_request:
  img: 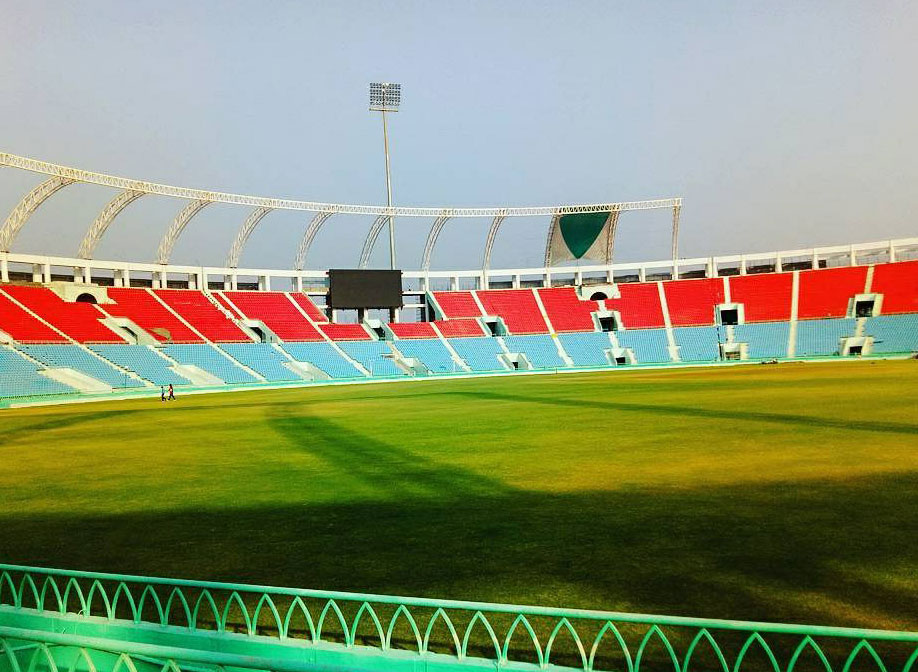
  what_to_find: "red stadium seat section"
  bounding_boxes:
[728,273,792,322]
[105,288,203,343]
[537,287,598,332]
[663,278,725,327]
[319,323,372,340]
[797,266,867,319]
[2,286,124,343]
[433,291,483,318]
[605,282,665,329]
[389,322,437,339]
[476,289,549,334]
[434,318,486,337]
[0,289,69,343]
[212,292,243,318]
[223,291,324,342]
[155,290,251,342]
[871,260,918,314]
[288,293,328,323]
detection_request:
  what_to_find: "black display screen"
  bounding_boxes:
[328,269,403,309]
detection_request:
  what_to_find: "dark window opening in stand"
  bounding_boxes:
[590,292,608,301]
[720,308,739,325]
[598,316,617,332]
[855,300,875,318]
[75,293,97,304]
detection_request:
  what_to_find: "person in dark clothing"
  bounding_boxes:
[168,384,175,401]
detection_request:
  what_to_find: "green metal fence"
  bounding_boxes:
[1,565,916,672]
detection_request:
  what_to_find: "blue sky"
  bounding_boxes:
[0,1,915,271]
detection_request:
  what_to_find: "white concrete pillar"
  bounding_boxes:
[889,241,897,263]
[258,275,271,291]
[43,262,51,283]
[513,274,522,289]
[231,274,238,291]
[775,256,783,273]
[574,270,583,287]
[638,266,646,282]
[295,276,303,292]
[739,257,747,275]
[0,256,8,283]
[449,276,458,291]
[32,264,43,283]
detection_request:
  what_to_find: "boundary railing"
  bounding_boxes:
[1,565,916,672]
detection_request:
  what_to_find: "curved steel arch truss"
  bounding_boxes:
[156,199,213,265]
[359,215,390,269]
[0,176,75,251]
[481,214,508,273]
[0,151,680,219]
[293,211,334,271]
[420,215,452,272]
[226,206,274,268]
[604,210,621,264]
[78,189,144,259]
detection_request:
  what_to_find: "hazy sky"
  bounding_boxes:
[0,1,916,271]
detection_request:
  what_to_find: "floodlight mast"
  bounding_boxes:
[369,82,400,270]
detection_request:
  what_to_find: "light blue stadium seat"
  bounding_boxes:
[616,329,671,363]
[674,327,721,362]
[733,322,790,359]
[392,338,459,373]
[795,318,856,357]
[337,341,404,376]
[503,334,566,369]
[558,332,614,367]
[90,345,192,386]
[220,343,301,382]
[865,314,918,354]
[18,345,144,388]
[280,342,364,378]
[162,344,258,384]
[447,337,505,372]
[0,347,78,399]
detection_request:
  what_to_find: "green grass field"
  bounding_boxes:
[1,360,916,631]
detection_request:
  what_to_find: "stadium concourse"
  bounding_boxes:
[1,245,917,404]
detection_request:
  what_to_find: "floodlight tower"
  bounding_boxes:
[369,82,401,269]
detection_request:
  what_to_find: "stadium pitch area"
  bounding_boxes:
[1,360,916,631]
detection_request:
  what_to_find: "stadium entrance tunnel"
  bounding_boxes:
[75,292,97,304]
[852,294,881,318]
[717,303,743,326]
[595,310,620,332]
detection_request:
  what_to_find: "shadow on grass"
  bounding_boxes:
[1,473,915,631]
[446,390,918,436]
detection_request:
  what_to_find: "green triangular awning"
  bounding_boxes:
[558,212,609,260]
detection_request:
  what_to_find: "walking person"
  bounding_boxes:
[161,386,166,402]
[168,383,175,401]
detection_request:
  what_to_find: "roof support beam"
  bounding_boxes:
[481,214,507,275]
[421,216,452,272]
[604,210,621,264]
[156,199,212,265]
[359,215,390,269]
[0,176,75,252]
[293,211,333,271]
[226,207,273,268]
[78,189,144,259]
[0,151,680,219]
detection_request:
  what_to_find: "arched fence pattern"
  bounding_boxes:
[0,565,916,672]
[0,638,231,672]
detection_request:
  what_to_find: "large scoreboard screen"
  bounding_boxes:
[328,269,403,309]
